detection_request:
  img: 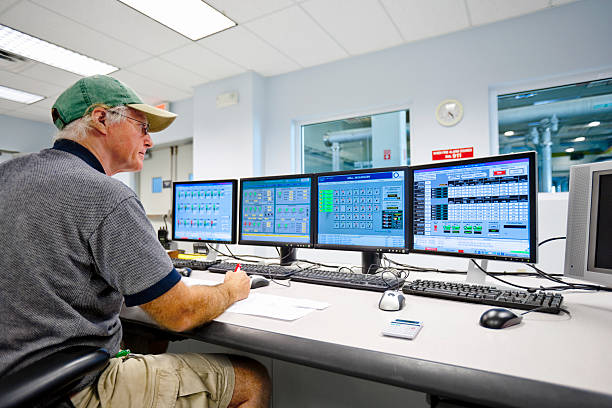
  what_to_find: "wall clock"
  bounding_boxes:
[436,99,464,127]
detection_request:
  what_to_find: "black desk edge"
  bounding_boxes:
[121,318,611,408]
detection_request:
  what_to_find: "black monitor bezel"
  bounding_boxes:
[171,178,238,244]
[408,151,538,263]
[313,166,410,254]
[238,173,315,248]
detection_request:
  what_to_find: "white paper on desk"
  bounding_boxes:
[181,276,219,287]
[226,293,329,321]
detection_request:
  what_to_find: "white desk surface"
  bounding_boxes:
[121,269,612,406]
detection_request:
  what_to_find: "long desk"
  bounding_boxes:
[120,270,612,408]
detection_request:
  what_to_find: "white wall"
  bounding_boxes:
[192,71,264,180]
[0,114,55,152]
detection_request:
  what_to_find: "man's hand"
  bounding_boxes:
[223,268,251,302]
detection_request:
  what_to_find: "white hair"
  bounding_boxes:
[53,105,132,142]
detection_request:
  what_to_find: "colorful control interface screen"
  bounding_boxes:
[241,177,311,244]
[317,170,406,248]
[173,181,234,242]
[412,157,532,259]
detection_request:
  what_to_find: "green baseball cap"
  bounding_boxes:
[51,75,177,132]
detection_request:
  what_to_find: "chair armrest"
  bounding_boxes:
[0,346,110,408]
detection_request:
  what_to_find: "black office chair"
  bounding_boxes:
[0,346,110,408]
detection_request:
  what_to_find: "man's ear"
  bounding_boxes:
[90,107,108,135]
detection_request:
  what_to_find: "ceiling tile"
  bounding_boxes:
[30,92,60,110]
[551,0,579,5]
[206,0,294,24]
[0,71,63,96]
[199,26,300,76]
[0,1,150,68]
[159,43,246,82]
[0,97,25,111]
[0,0,20,15]
[111,70,192,104]
[19,63,82,88]
[301,0,402,56]
[381,0,470,42]
[30,0,191,55]
[466,0,550,26]
[10,103,51,123]
[125,57,209,92]
[245,5,348,68]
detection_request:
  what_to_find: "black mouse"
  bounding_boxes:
[479,308,523,329]
[250,275,270,289]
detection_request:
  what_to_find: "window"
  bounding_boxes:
[498,78,612,192]
[301,109,410,173]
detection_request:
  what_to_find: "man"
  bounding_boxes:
[0,75,270,407]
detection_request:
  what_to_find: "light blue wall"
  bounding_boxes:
[0,114,55,152]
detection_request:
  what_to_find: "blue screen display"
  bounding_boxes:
[241,177,311,244]
[412,158,532,259]
[173,181,234,242]
[317,170,406,249]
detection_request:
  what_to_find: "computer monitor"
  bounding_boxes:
[239,174,314,265]
[172,179,237,245]
[564,160,612,287]
[314,167,409,273]
[409,152,538,270]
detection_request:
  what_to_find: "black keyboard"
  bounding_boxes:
[171,258,220,270]
[402,279,564,314]
[291,269,405,292]
[207,262,295,279]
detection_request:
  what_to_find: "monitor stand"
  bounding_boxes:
[279,247,296,266]
[466,259,488,285]
[362,252,382,274]
[193,243,219,262]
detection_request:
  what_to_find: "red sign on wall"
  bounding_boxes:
[432,147,474,161]
[383,149,391,160]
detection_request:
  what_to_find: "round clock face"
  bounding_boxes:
[436,99,464,126]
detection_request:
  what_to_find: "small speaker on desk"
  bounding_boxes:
[564,165,590,278]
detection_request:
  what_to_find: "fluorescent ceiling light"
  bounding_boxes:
[587,121,601,127]
[565,147,575,153]
[0,84,44,104]
[504,130,515,136]
[118,0,236,41]
[573,136,586,142]
[0,25,118,76]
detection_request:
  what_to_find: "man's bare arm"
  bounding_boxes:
[140,269,250,332]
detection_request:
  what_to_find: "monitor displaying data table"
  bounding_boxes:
[409,152,537,263]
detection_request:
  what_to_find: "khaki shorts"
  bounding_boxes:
[71,353,235,408]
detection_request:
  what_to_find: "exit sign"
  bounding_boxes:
[432,147,474,161]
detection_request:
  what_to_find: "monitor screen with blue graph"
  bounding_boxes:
[239,175,313,247]
[172,179,237,243]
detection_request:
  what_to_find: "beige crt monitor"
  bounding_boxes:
[564,160,612,286]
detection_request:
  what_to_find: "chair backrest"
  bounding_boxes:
[0,346,110,408]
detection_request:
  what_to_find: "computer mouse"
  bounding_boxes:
[379,290,405,311]
[250,275,270,289]
[479,308,523,329]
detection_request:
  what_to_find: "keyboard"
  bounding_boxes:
[171,258,220,270]
[291,269,405,292]
[207,262,295,279]
[402,279,564,314]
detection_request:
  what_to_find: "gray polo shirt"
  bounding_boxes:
[0,139,180,381]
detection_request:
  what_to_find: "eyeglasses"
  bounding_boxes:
[109,111,149,135]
